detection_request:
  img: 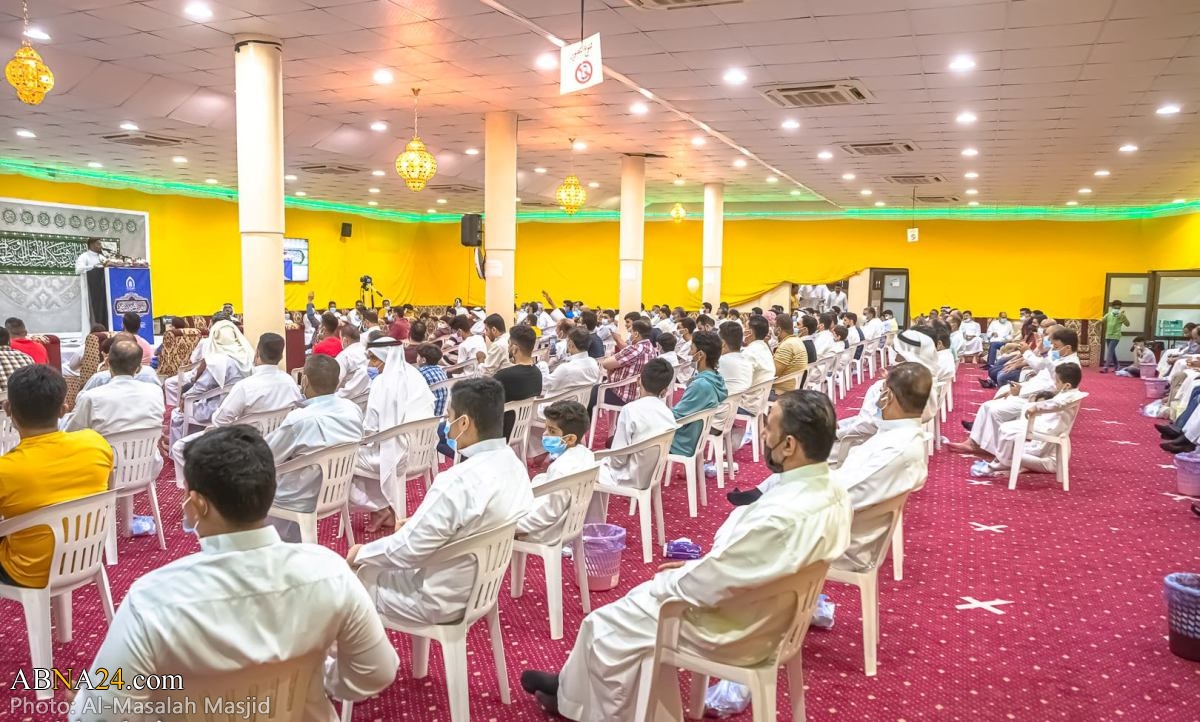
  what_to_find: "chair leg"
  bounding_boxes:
[487,608,512,704]
[96,566,116,621]
[441,637,472,722]
[861,573,879,676]
[640,657,684,722]
[686,673,708,719]
[750,417,760,463]
[147,483,166,551]
[891,513,904,582]
[574,538,591,614]
[340,700,354,722]
[685,462,698,518]
[52,589,72,644]
[411,636,430,678]
[785,657,806,722]
[509,551,527,598]
[653,486,666,547]
[1059,439,1071,492]
[24,591,53,701]
[300,517,318,545]
[1008,436,1027,490]
[543,550,564,640]
[697,455,708,509]
[342,506,356,547]
[639,493,653,564]
[749,669,779,722]
[104,523,119,566]
[629,497,638,515]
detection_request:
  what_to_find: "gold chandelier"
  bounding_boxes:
[395,88,436,191]
[670,202,687,223]
[556,138,587,215]
[6,1,53,106]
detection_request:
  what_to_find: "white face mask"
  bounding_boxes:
[181,498,199,537]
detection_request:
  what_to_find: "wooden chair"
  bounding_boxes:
[268,442,360,546]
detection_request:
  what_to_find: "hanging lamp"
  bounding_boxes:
[6,0,53,106]
[395,88,437,191]
[670,202,687,223]
[555,137,587,215]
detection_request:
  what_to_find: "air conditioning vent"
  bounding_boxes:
[299,164,363,176]
[520,201,560,209]
[758,80,873,109]
[885,174,946,185]
[101,132,186,148]
[915,195,961,203]
[839,140,919,157]
[424,184,481,195]
[624,0,745,9]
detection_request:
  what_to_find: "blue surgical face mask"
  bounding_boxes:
[1043,336,1052,349]
[442,415,466,453]
[1050,349,1061,361]
[181,498,199,537]
[541,435,568,457]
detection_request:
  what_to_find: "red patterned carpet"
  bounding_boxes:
[2,367,1198,721]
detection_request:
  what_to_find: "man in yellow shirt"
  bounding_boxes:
[772,314,809,396]
[0,365,112,587]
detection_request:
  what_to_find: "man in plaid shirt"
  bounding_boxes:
[0,327,33,392]
[600,319,657,406]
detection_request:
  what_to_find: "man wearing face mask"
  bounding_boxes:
[75,425,399,721]
[480,313,512,376]
[517,400,596,544]
[520,390,850,721]
[985,311,1014,367]
[495,325,544,439]
[263,355,364,542]
[346,377,533,626]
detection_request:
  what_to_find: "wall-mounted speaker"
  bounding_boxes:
[460,213,482,247]
[340,222,353,238]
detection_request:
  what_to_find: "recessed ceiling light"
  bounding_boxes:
[284,174,297,181]
[295,191,307,197]
[722,68,747,85]
[368,187,380,194]
[674,177,685,186]
[968,200,979,206]
[184,2,213,20]
[956,111,977,124]
[427,208,437,214]
[841,173,855,181]
[1078,187,1092,194]
[874,201,886,207]
[464,148,479,156]
[573,140,587,151]
[732,158,747,169]
[965,188,979,195]
[817,150,833,160]
[371,169,385,177]
[1173,198,1187,203]
[119,121,139,131]
[961,147,978,157]
[691,136,706,147]
[15,129,35,139]
[630,101,649,115]
[586,181,599,189]
[948,54,976,72]
[790,189,802,196]
[205,178,218,184]
[781,119,800,130]
[367,201,378,206]
[23,27,50,41]
[1094,169,1110,177]
[87,162,103,169]
[535,53,558,70]
[1119,143,1138,153]
[369,121,388,132]
[860,189,872,196]
[373,68,394,85]
[766,175,778,184]
[436,198,447,204]
[172,156,187,164]
[964,171,979,179]
[1065,200,1078,206]
[534,167,547,174]
[1156,103,1181,115]
[515,197,522,203]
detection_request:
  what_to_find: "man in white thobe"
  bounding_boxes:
[960,312,983,359]
[82,363,160,392]
[520,389,852,722]
[74,237,104,274]
[812,313,837,357]
[335,326,371,401]
[480,314,511,376]
[539,327,601,397]
[170,334,302,486]
[742,315,777,416]
[862,307,885,342]
[265,355,364,542]
[347,377,534,626]
[715,321,753,433]
[74,426,398,722]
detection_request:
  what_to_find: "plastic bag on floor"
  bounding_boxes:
[812,593,835,629]
[1142,399,1166,418]
[129,515,156,537]
[704,680,751,718]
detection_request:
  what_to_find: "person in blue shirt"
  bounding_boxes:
[670,330,728,456]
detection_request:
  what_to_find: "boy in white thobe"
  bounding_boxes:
[982,364,1084,473]
[959,312,983,359]
[521,390,851,722]
[539,328,601,397]
[335,326,371,401]
[517,401,597,544]
[347,377,534,626]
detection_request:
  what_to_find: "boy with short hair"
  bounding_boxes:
[517,400,596,543]
[1115,336,1156,377]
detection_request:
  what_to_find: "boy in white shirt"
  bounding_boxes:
[517,401,597,544]
[656,333,680,368]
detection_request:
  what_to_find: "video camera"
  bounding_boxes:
[359,274,373,290]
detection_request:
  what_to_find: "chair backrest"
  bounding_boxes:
[276,442,361,516]
[0,491,115,592]
[157,328,202,378]
[504,397,536,448]
[598,373,641,396]
[428,375,464,397]
[1028,391,1089,440]
[0,410,17,455]
[237,407,293,437]
[442,358,478,377]
[424,520,519,627]
[106,428,161,492]
[846,491,911,571]
[774,368,805,392]
[594,427,676,490]
[529,465,600,545]
[536,384,594,416]
[361,415,442,481]
[156,651,322,722]
[739,378,775,417]
[670,406,717,459]
[732,560,830,666]
[350,389,370,412]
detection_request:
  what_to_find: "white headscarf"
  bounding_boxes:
[366,338,436,510]
[206,319,254,375]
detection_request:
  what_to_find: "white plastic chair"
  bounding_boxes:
[711,391,747,488]
[529,383,596,440]
[0,491,116,700]
[848,341,871,384]
[180,382,233,433]
[641,560,831,722]
[268,441,360,546]
[588,375,641,444]
[354,416,438,520]
[665,407,718,518]
[350,389,370,412]
[163,652,322,721]
[441,357,479,377]
[510,465,600,640]
[732,378,775,465]
[825,491,912,676]
[103,427,165,566]
[237,406,293,437]
[343,521,519,722]
[0,409,18,455]
[593,428,675,563]
[1007,392,1088,491]
[504,397,537,465]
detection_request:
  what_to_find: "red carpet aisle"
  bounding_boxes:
[1,370,1198,721]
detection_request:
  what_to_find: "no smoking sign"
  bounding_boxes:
[560,33,604,95]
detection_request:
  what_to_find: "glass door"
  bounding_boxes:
[869,268,909,326]
[1103,273,1151,364]
[1150,270,1200,349]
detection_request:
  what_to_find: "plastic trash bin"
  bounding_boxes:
[579,523,625,592]
[1164,573,1200,661]
[1175,451,1200,497]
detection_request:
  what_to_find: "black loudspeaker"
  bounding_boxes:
[340,222,353,238]
[460,213,482,247]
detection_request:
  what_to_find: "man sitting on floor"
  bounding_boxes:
[517,400,597,544]
[74,426,398,720]
[0,365,112,588]
[346,377,533,626]
[519,390,851,721]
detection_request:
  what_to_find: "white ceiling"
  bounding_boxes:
[0,0,1198,215]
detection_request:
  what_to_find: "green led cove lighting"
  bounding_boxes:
[1,158,1197,223]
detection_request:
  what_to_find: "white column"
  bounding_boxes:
[619,154,646,314]
[702,182,724,308]
[484,111,518,321]
[234,34,285,345]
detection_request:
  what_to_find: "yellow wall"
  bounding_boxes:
[1,174,1196,320]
